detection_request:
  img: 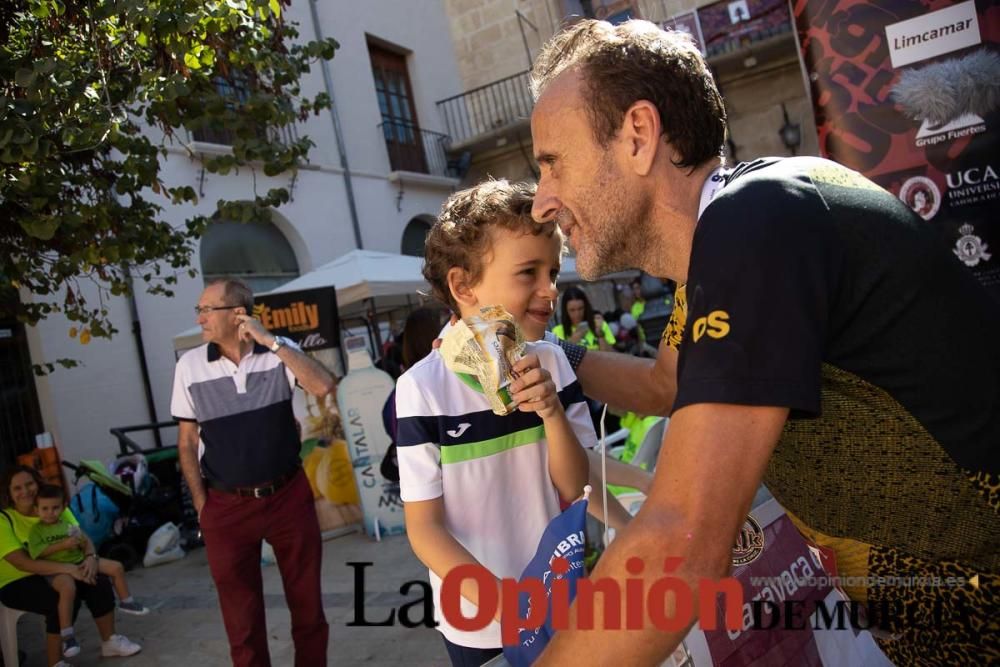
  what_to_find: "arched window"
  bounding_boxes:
[401,215,433,257]
[200,217,299,293]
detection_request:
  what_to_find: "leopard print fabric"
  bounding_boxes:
[967,469,1000,516]
[661,283,687,351]
[866,546,998,666]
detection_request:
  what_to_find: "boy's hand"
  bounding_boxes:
[511,354,562,420]
[60,535,82,551]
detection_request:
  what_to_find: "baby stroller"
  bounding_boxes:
[63,453,184,570]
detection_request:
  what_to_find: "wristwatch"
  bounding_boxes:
[269,337,286,353]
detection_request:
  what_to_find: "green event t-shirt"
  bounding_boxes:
[0,508,79,589]
[28,517,85,564]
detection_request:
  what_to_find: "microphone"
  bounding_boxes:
[890,48,1000,125]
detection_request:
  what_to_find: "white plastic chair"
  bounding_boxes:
[0,602,25,667]
[630,417,668,472]
[604,418,668,471]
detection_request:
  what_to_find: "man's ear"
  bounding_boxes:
[446,267,478,309]
[621,100,661,177]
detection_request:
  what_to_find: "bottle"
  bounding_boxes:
[335,336,404,538]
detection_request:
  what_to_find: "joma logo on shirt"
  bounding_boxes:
[692,311,730,342]
[446,423,471,438]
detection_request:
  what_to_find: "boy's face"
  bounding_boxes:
[37,497,64,524]
[465,228,562,341]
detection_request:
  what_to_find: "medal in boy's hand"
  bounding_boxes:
[440,305,525,416]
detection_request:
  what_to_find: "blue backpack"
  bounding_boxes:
[70,483,120,548]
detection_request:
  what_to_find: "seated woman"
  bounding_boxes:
[0,465,141,667]
[552,285,616,351]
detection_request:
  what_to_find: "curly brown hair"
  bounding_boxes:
[423,179,560,313]
[530,19,726,169]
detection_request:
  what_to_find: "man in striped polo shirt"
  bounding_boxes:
[171,278,336,667]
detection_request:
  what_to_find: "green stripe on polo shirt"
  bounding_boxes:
[456,372,514,407]
[440,424,545,464]
[456,372,483,393]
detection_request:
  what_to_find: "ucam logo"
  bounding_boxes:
[692,310,730,342]
[446,423,472,438]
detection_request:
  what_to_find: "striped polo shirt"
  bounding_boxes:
[395,337,597,648]
[171,341,300,487]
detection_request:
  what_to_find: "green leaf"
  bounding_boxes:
[14,69,36,88]
[184,51,202,70]
[269,0,281,16]
[19,217,61,241]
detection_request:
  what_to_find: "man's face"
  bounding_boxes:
[466,228,562,342]
[37,497,64,525]
[531,71,652,280]
[196,283,244,344]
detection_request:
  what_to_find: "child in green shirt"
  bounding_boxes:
[28,485,149,658]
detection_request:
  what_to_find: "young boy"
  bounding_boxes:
[29,485,149,658]
[396,179,608,665]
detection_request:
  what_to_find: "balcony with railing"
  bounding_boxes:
[378,120,454,179]
[191,120,300,148]
[436,70,533,149]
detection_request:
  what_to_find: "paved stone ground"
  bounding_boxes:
[14,532,449,666]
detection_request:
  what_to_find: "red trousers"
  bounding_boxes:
[201,470,328,667]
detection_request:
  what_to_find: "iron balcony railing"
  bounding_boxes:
[191,119,300,148]
[436,70,532,146]
[377,120,451,177]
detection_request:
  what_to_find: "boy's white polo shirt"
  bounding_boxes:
[395,338,597,648]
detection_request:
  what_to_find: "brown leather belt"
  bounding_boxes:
[206,468,299,498]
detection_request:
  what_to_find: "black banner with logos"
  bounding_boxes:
[253,286,340,351]
[794,0,1000,303]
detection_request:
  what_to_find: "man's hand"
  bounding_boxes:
[510,354,562,420]
[235,314,275,347]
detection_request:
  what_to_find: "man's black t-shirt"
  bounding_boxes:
[672,157,998,662]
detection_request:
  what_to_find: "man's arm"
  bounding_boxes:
[537,402,789,666]
[273,344,336,397]
[177,420,206,517]
[236,314,336,397]
[574,339,677,416]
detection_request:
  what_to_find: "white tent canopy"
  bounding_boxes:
[172,249,637,351]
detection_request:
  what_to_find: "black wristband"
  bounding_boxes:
[555,338,587,371]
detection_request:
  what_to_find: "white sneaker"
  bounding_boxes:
[101,633,142,657]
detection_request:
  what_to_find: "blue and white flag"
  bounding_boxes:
[502,487,590,667]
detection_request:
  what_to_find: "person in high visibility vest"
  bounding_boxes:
[629,277,645,320]
[552,285,616,351]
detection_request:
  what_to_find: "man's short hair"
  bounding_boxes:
[530,19,727,169]
[36,484,65,502]
[207,277,254,313]
[423,179,559,313]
